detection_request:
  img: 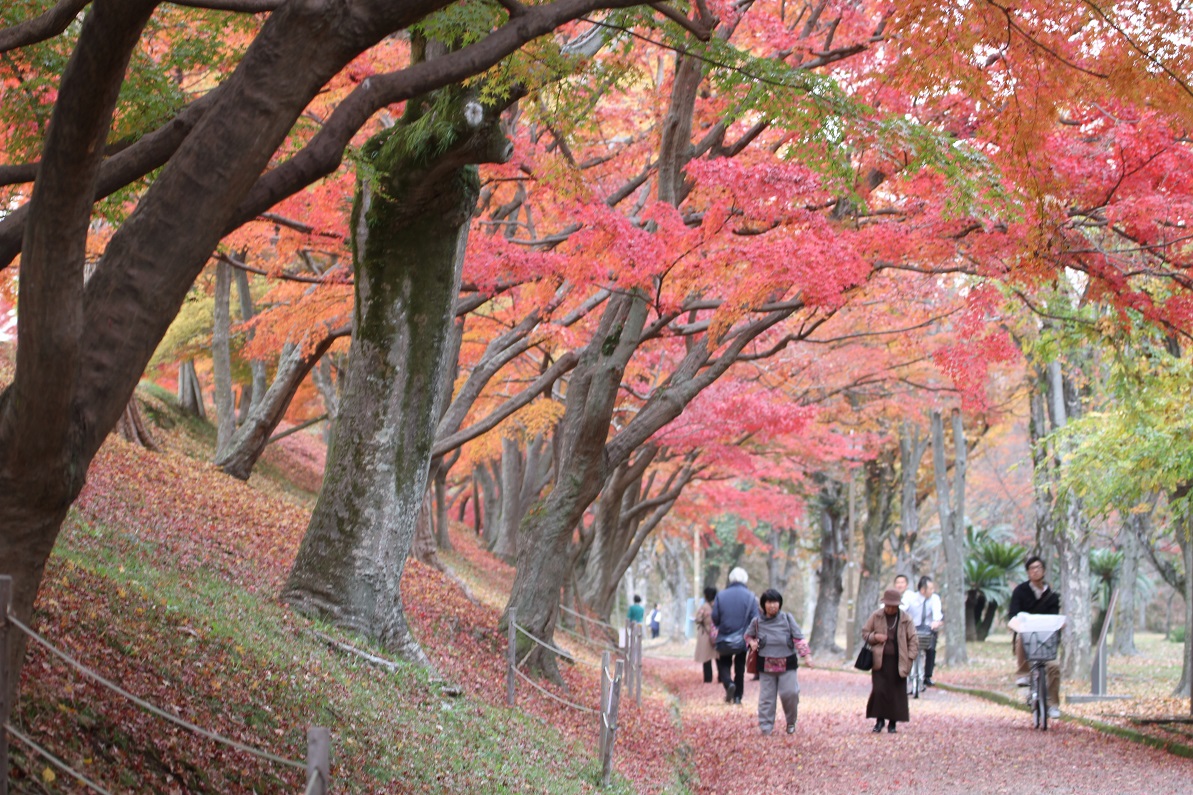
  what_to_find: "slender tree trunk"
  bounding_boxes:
[476,463,501,547]
[492,435,525,562]
[233,265,267,415]
[212,259,236,458]
[895,420,928,576]
[852,452,895,658]
[1028,381,1056,562]
[663,535,689,643]
[434,462,451,550]
[284,91,511,662]
[1175,515,1193,700]
[810,475,848,655]
[115,395,160,451]
[932,409,968,665]
[1113,512,1144,656]
[177,358,206,419]
[214,333,339,480]
[312,355,341,452]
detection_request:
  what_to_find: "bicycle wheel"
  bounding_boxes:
[1034,664,1048,731]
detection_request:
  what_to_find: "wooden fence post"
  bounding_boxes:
[306,726,330,795]
[507,608,517,707]
[1,575,11,795]
[598,650,611,762]
[632,623,643,706]
[600,659,624,788]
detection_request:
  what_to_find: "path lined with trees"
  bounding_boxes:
[656,661,1193,794]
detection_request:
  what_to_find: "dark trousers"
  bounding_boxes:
[716,651,747,700]
[924,648,936,681]
[703,660,713,683]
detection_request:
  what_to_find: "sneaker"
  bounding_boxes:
[1048,707,1061,720]
[1016,676,1030,687]
[723,683,733,703]
[732,696,742,705]
[786,723,797,734]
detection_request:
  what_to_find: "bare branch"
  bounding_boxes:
[650,2,712,40]
[0,0,89,54]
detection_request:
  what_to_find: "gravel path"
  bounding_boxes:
[654,660,1193,794]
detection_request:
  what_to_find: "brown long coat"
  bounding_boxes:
[693,602,717,663]
[861,608,919,678]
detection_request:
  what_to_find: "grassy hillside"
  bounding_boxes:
[6,377,691,794]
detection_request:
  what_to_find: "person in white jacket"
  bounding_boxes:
[905,576,943,686]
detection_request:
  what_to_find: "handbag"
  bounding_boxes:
[746,645,758,674]
[715,628,746,654]
[854,644,874,671]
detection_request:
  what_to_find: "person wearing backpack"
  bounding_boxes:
[711,567,759,704]
[745,588,813,734]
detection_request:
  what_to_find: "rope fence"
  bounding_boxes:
[559,604,618,631]
[0,575,330,795]
[5,722,111,795]
[511,668,598,714]
[554,622,618,652]
[505,608,630,789]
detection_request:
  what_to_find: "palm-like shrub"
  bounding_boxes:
[965,538,1025,641]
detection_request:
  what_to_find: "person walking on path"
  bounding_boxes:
[712,567,759,704]
[694,586,718,683]
[649,603,662,639]
[1008,555,1062,719]
[861,588,919,733]
[745,588,813,734]
[627,595,645,625]
[906,576,943,686]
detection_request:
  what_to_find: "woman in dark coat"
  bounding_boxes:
[861,588,919,733]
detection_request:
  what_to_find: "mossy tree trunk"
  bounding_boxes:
[283,88,511,662]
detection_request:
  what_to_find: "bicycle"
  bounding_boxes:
[908,629,935,699]
[1011,614,1066,731]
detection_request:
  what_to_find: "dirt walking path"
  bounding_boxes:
[652,659,1193,794]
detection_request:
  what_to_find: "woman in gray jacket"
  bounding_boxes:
[745,589,813,735]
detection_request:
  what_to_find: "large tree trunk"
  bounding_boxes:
[851,451,896,658]
[1113,511,1145,656]
[576,449,657,611]
[932,409,968,665]
[504,291,650,679]
[0,0,161,715]
[283,91,511,662]
[810,475,849,655]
